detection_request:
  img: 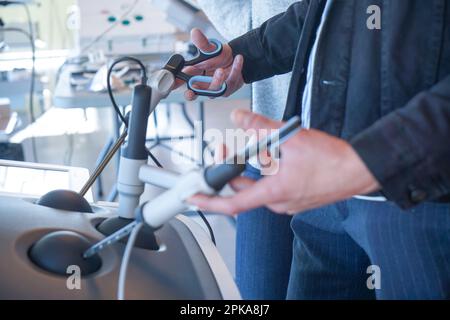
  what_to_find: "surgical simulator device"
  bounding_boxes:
[0,38,301,299]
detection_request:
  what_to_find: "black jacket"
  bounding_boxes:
[229,0,450,209]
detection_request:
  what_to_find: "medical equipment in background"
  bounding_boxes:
[74,0,222,56]
[71,0,171,57]
[150,0,222,39]
[0,99,22,161]
[0,98,18,139]
[0,1,33,4]
[0,1,36,50]
[0,18,4,51]
[0,0,39,161]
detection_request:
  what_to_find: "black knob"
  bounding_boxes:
[37,190,93,213]
[29,230,101,276]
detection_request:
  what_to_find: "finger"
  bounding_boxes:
[188,69,226,99]
[267,202,291,214]
[191,28,216,52]
[188,194,229,214]
[174,78,186,89]
[182,65,222,100]
[184,90,197,101]
[191,82,212,91]
[228,176,256,192]
[182,65,204,76]
[208,68,226,91]
[180,65,204,97]
[272,204,304,215]
[188,175,283,215]
[182,66,215,78]
[231,108,283,131]
[224,55,243,95]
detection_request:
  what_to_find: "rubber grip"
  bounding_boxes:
[204,163,246,191]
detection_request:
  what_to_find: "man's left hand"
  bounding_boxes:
[188,109,381,215]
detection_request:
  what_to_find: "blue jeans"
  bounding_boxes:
[235,165,294,300]
[287,199,450,299]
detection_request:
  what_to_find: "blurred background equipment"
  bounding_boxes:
[76,0,176,56]
[0,18,4,51]
[0,158,93,201]
[0,0,39,161]
[0,98,18,139]
[76,0,222,56]
[150,0,222,39]
[0,98,21,160]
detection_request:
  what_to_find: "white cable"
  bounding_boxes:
[117,222,143,300]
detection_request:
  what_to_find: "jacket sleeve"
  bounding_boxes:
[351,74,450,208]
[228,1,310,83]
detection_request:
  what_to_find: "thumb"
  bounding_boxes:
[191,28,216,53]
[231,109,283,131]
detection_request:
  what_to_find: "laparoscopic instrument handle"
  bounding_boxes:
[164,39,227,97]
[202,115,302,191]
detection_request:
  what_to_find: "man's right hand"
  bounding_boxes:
[182,28,245,101]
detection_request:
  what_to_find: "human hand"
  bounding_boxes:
[180,28,244,100]
[188,110,380,215]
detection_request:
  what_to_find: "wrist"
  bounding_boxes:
[341,142,380,196]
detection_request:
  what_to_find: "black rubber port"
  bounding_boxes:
[37,190,93,213]
[97,216,159,251]
[29,230,101,276]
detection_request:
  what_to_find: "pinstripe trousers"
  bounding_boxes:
[236,166,294,300]
[287,199,450,299]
